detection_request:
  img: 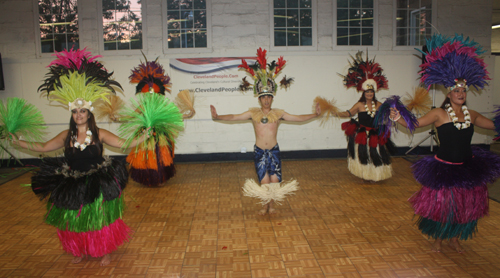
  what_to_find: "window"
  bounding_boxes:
[102,0,143,51]
[336,0,374,46]
[395,0,433,46]
[165,0,208,49]
[273,0,313,47]
[38,0,79,54]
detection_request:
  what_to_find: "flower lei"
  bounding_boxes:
[445,103,471,130]
[73,130,93,151]
[365,102,376,118]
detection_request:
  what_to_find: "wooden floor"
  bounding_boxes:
[1,158,500,278]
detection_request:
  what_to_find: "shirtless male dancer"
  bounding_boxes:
[210,95,320,215]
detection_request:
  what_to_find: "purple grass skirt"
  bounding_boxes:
[409,147,500,239]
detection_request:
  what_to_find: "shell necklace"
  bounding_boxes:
[445,103,471,130]
[73,129,93,151]
[365,102,376,118]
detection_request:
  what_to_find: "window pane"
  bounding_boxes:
[300,9,312,27]
[300,28,312,45]
[337,9,348,27]
[275,29,287,46]
[194,0,206,9]
[421,0,432,8]
[337,0,348,8]
[194,10,206,29]
[397,0,407,8]
[361,28,372,45]
[274,0,286,8]
[300,0,311,8]
[396,28,407,45]
[287,9,299,27]
[195,30,207,47]
[350,0,361,8]
[361,9,373,26]
[39,0,78,53]
[168,30,181,48]
[167,0,207,49]
[349,28,360,45]
[102,0,142,51]
[274,9,286,27]
[349,9,361,27]
[396,10,407,27]
[408,0,419,9]
[287,0,298,8]
[337,28,348,45]
[361,0,373,8]
[287,28,300,46]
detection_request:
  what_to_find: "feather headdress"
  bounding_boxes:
[129,55,171,95]
[238,48,293,97]
[38,48,122,111]
[340,51,388,93]
[418,34,490,91]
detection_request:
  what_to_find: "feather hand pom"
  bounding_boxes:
[374,95,418,137]
[493,105,500,141]
[118,93,184,150]
[175,90,196,119]
[403,87,432,116]
[93,95,124,122]
[0,98,46,143]
[279,75,294,89]
[313,96,339,125]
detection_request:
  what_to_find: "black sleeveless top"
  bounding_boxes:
[358,111,374,127]
[436,122,474,163]
[65,145,105,171]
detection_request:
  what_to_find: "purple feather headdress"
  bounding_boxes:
[419,34,490,91]
[129,58,171,95]
[374,95,418,137]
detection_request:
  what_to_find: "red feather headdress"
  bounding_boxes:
[340,51,388,93]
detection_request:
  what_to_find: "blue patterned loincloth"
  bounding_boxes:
[254,144,282,182]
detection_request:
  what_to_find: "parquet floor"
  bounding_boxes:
[1,158,500,278]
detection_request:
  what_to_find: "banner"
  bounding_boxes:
[170,57,257,95]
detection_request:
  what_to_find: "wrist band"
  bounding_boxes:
[346,110,352,117]
[390,114,401,122]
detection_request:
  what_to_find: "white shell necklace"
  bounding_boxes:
[364,102,376,118]
[445,103,471,130]
[73,129,93,151]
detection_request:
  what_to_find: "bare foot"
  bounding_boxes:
[100,254,111,266]
[432,238,442,252]
[72,256,83,264]
[268,200,276,214]
[258,203,269,215]
[449,238,465,253]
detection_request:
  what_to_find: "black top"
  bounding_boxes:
[65,145,105,171]
[436,122,474,163]
[358,111,374,127]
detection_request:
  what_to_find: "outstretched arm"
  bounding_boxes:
[11,130,67,152]
[210,105,252,121]
[336,102,360,118]
[282,103,320,122]
[99,128,149,149]
[391,107,441,128]
[471,110,495,130]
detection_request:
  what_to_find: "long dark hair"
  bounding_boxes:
[357,90,377,103]
[64,110,102,155]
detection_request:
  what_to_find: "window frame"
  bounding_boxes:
[332,0,379,51]
[392,0,437,50]
[270,0,318,51]
[162,0,212,54]
[97,0,148,56]
[34,0,81,58]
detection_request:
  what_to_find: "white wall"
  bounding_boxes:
[0,0,496,158]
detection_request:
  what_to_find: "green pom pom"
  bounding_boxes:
[0,98,46,142]
[119,94,184,150]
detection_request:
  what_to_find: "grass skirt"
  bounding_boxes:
[242,179,299,206]
[409,147,500,240]
[31,157,131,257]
